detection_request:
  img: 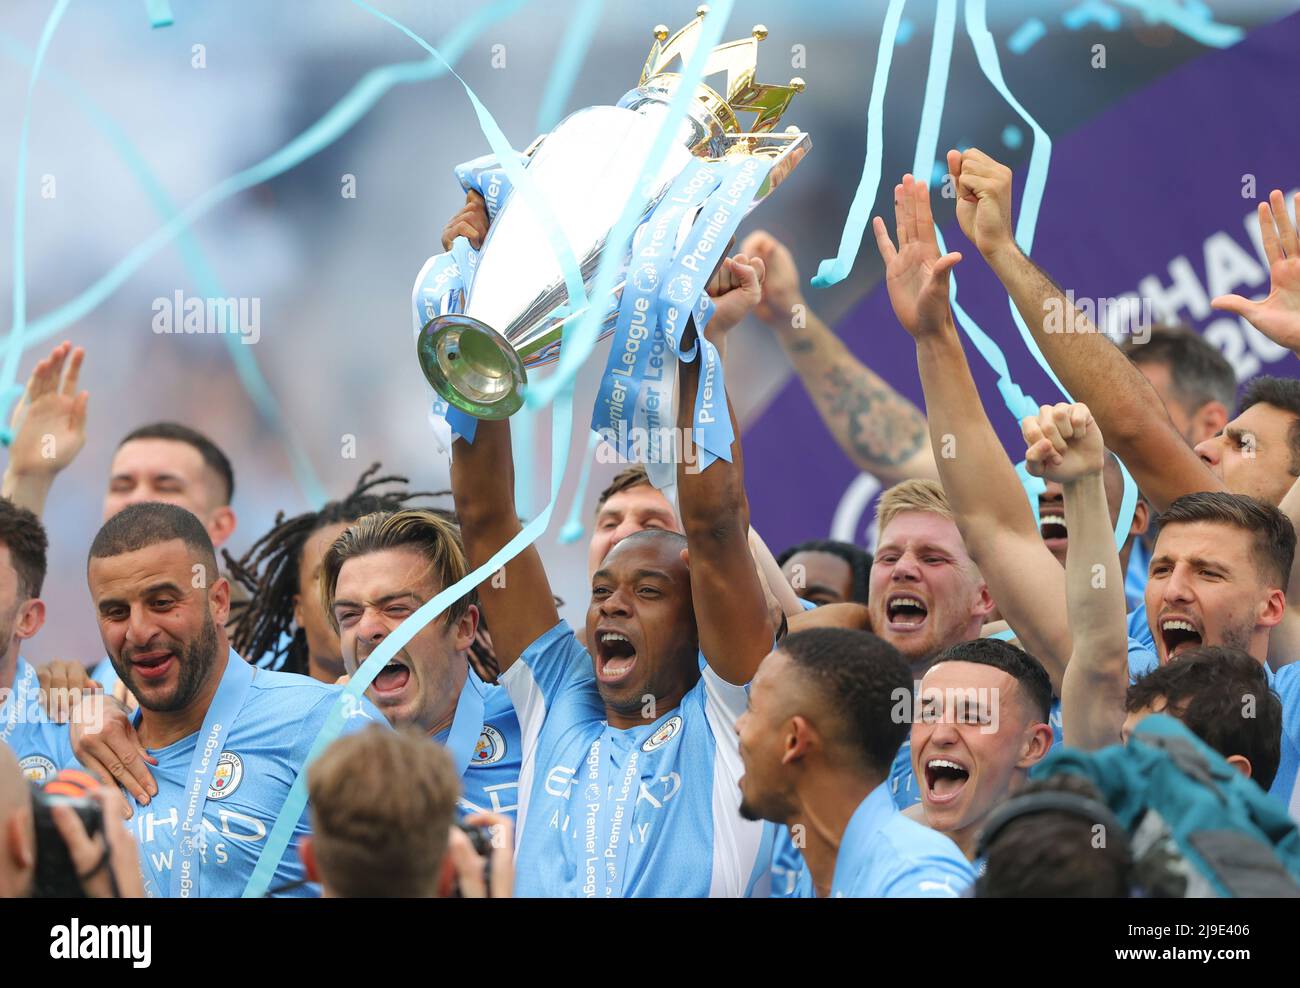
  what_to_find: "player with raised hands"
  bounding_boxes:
[740,229,938,485]
[870,174,1152,695]
[946,146,1300,671]
[945,146,1298,510]
[1,341,88,517]
[1021,403,1131,750]
[1212,189,1300,357]
[451,253,776,897]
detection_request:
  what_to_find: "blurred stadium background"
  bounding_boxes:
[0,0,1296,661]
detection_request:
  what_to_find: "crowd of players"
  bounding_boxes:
[1,143,1299,898]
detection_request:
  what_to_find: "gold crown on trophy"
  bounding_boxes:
[638,5,805,135]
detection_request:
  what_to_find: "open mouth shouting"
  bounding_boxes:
[886,592,929,633]
[923,756,971,806]
[595,627,639,684]
[1039,511,1068,553]
[1158,613,1203,662]
[370,655,412,699]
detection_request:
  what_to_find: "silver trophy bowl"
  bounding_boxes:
[418,43,809,419]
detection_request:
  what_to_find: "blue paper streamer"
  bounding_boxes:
[243,385,578,897]
[559,429,604,544]
[1111,0,1243,47]
[1007,17,1046,54]
[244,0,645,896]
[1062,1,1122,32]
[810,0,907,288]
[353,0,587,318]
[535,0,603,133]
[965,0,1073,402]
[1,0,71,444]
[526,0,738,410]
[144,0,173,28]
[1,0,530,358]
[964,0,1137,548]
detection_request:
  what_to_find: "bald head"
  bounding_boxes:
[0,744,35,898]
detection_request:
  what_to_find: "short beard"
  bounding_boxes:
[1216,621,1255,656]
[597,682,655,723]
[119,613,220,713]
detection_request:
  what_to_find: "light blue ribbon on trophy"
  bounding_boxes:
[525,0,737,412]
[591,157,720,469]
[454,151,528,220]
[411,151,535,445]
[654,154,774,470]
[248,0,736,897]
[411,241,479,443]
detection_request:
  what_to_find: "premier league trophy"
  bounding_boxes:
[414,6,810,420]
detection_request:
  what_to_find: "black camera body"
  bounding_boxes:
[31,785,103,899]
[455,821,495,896]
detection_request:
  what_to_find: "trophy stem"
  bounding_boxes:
[418,314,528,420]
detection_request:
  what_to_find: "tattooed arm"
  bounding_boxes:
[741,231,938,485]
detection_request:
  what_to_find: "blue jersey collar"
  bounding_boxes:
[434,662,487,777]
[832,782,896,890]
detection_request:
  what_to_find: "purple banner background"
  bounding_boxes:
[744,11,1300,553]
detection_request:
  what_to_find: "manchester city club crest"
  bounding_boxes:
[471,725,506,765]
[641,715,683,752]
[207,751,244,800]
[19,755,56,784]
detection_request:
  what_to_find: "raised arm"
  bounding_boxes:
[740,230,937,485]
[701,254,805,624]
[450,417,559,674]
[1217,192,1300,669]
[1212,190,1300,356]
[872,174,1071,691]
[1,341,88,516]
[1023,404,1130,749]
[949,147,1222,511]
[678,255,775,685]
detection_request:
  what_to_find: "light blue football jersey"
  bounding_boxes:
[501,621,763,897]
[1273,664,1300,820]
[1125,538,1150,613]
[830,784,974,897]
[0,658,76,782]
[1128,604,1156,656]
[768,824,807,897]
[127,650,384,897]
[433,667,521,819]
[769,783,976,898]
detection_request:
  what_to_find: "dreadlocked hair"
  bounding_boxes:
[224,463,447,677]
